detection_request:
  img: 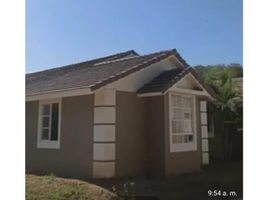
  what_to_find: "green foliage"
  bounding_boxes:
[194,63,243,123]
[211,69,242,123]
[194,64,243,160]
[48,184,85,200]
[194,63,243,81]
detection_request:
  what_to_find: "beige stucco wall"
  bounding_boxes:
[26,91,203,179]
[115,91,146,177]
[26,95,94,180]
[115,91,202,177]
[143,96,166,177]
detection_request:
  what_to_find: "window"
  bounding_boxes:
[169,93,197,152]
[37,99,61,149]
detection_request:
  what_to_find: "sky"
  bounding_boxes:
[26,0,242,73]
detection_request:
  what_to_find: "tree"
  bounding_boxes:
[195,65,243,160]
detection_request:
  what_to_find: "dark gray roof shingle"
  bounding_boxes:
[138,67,217,99]
[137,68,190,93]
[26,49,189,96]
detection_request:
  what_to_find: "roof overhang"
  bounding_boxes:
[137,72,214,100]
[26,87,93,102]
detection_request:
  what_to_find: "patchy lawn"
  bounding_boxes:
[26,174,119,200]
[93,160,242,200]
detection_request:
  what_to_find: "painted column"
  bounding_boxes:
[200,100,209,165]
[93,89,116,178]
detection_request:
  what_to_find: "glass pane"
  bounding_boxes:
[185,121,192,132]
[172,135,193,144]
[183,97,192,108]
[172,120,184,133]
[41,129,49,140]
[182,135,188,143]
[42,104,50,115]
[42,117,50,128]
[183,109,192,119]
[172,135,178,144]
[178,135,187,143]
[172,108,184,120]
[188,135,193,142]
[51,103,59,141]
[176,96,182,107]
[171,121,177,133]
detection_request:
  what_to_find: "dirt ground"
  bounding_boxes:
[92,160,242,200]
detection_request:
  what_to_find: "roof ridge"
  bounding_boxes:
[26,50,139,76]
[93,55,140,66]
[93,49,174,67]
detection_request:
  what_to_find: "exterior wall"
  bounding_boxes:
[26,91,204,179]
[164,93,202,176]
[115,91,146,177]
[26,95,94,180]
[115,92,202,178]
[143,96,165,177]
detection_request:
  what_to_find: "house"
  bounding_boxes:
[26,49,215,180]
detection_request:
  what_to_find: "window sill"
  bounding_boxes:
[37,141,60,149]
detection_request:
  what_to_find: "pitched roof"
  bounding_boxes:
[138,67,192,93]
[138,67,217,98]
[26,49,189,96]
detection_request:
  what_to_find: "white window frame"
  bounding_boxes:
[169,92,197,152]
[37,98,62,149]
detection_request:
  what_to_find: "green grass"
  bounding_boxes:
[26,174,120,200]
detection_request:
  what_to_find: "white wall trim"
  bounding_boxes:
[166,88,208,96]
[93,89,116,178]
[137,92,163,97]
[93,143,116,161]
[200,100,210,165]
[202,153,209,164]
[200,113,208,125]
[27,87,93,101]
[201,125,208,138]
[201,138,209,152]
[94,125,116,142]
[93,162,115,178]
[200,101,207,112]
[94,89,116,106]
[94,107,116,124]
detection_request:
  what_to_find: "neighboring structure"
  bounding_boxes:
[26,49,214,180]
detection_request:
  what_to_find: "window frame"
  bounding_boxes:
[169,92,197,152]
[37,98,62,149]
